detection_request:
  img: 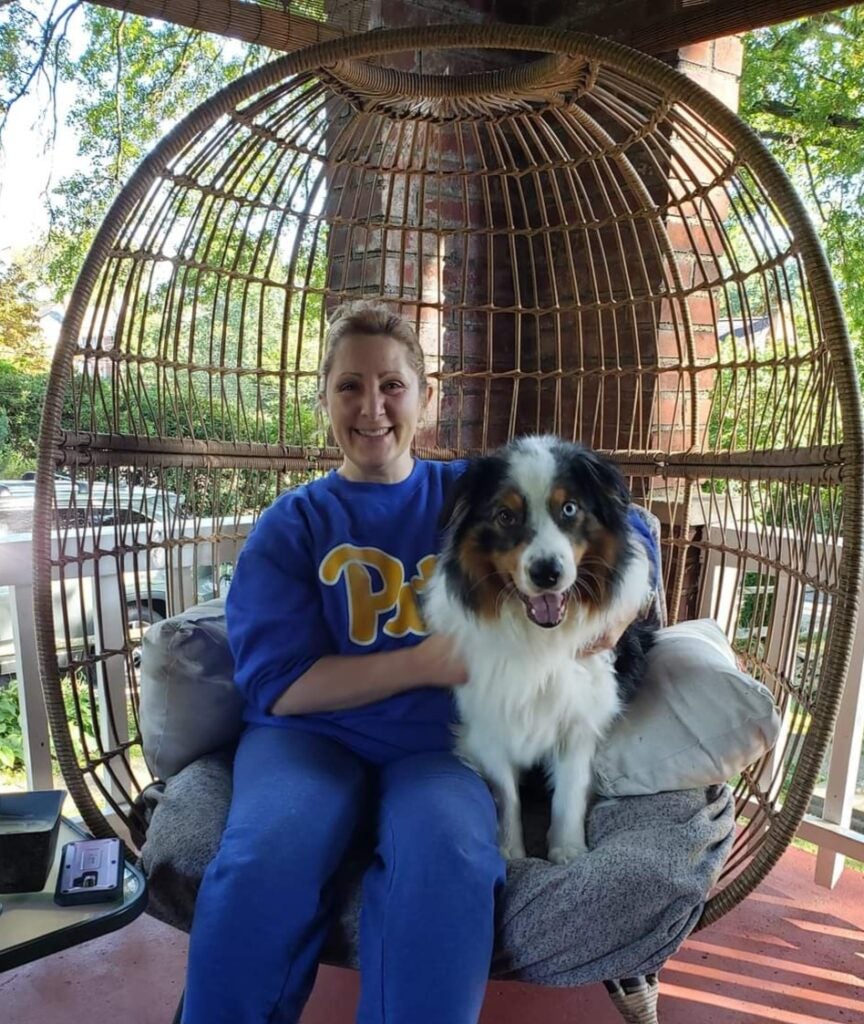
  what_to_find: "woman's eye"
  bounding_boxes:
[561,501,579,519]
[337,382,356,392]
[495,507,516,527]
[383,380,405,390]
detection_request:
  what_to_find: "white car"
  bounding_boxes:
[0,475,216,683]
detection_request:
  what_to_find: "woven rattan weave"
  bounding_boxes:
[32,25,863,928]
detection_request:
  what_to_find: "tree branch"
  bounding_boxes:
[0,0,82,139]
[112,12,126,184]
[749,99,864,132]
[757,129,835,149]
[800,143,828,224]
[768,11,845,50]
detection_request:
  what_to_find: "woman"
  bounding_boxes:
[181,300,507,1024]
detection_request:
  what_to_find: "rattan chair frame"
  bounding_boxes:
[32,25,864,929]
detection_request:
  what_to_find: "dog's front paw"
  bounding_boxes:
[547,841,587,865]
[499,839,527,860]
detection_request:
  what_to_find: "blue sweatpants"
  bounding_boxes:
[182,725,506,1024]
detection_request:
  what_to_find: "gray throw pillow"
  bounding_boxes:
[140,598,241,780]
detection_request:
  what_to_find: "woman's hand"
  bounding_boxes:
[413,633,469,687]
[580,621,628,657]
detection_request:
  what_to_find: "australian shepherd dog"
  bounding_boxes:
[424,436,657,863]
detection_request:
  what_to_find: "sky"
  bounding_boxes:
[0,4,84,268]
[0,83,80,258]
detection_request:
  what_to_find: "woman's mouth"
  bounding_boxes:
[353,427,393,439]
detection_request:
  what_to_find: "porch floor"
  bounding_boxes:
[2,845,862,1024]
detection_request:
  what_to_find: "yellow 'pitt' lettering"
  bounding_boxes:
[319,545,433,645]
[384,554,437,638]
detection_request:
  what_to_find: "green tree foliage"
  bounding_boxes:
[0,358,47,473]
[47,6,270,293]
[0,260,46,367]
[740,7,864,365]
[1,5,325,491]
[0,262,49,474]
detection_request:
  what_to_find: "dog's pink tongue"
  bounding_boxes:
[529,593,565,625]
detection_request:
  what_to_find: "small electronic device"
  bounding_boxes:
[54,837,124,906]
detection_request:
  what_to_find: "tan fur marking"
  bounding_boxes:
[500,490,525,514]
[490,545,525,582]
[550,487,569,511]
[485,545,527,619]
[573,528,621,612]
[458,532,511,620]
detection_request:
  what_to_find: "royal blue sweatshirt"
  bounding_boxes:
[226,458,660,764]
[226,459,466,763]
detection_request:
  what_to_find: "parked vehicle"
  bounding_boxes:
[0,474,230,683]
[0,474,185,533]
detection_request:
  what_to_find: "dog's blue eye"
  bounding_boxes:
[561,501,579,519]
[495,507,516,527]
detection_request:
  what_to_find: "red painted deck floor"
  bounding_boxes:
[2,845,862,1024]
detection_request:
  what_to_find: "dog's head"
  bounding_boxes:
[438,436,631,628]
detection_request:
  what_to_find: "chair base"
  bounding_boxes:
[604,974,660,1024]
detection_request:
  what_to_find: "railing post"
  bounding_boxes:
[814,602,864,888]
[698,527,742,633]
[10,583,55,790]
[91,550,134,802]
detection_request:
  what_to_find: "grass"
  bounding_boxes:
[791,836,864,873]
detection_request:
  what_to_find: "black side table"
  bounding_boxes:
[0,818,148,972]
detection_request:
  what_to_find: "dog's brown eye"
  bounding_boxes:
[561,501,579,520]
[495,507,516,527]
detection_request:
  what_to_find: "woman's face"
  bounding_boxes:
[321,332,431,484]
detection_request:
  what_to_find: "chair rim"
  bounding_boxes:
[31,23,864,927]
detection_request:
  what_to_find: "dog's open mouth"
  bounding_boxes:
[518,590,569,629]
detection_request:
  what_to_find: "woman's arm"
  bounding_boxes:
[270,633,466,715]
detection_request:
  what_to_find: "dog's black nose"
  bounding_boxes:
[529,558,562,589]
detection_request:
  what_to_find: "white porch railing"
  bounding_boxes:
[699,523,864,887]
[2,520,863,885]
[0,518,252,793]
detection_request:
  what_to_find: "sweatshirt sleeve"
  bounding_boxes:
[627,506,661,590]
[226,496,330,715]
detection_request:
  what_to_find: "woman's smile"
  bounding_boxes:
[354,427,393,438]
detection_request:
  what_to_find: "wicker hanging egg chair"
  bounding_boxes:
[33,20,862,972]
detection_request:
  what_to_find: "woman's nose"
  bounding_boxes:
[361,388,385,418]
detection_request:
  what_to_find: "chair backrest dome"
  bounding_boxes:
[32,25,863,925]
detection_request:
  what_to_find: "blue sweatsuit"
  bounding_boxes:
[182,460,506,1024]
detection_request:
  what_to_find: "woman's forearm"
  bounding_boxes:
[269,634,465,716]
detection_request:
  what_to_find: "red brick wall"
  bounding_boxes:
[322,2,744,455]
[661,37,744,454]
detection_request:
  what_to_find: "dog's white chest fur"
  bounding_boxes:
[452,627,621,771]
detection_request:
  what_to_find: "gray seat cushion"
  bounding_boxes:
[139,755,734,987]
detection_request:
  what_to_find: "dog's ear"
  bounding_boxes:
[439,461,481,535]
[439,457,503,536]
[569,444,631,527]
[584,449,631,507]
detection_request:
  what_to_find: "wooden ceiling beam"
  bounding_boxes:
[83,0,864,55]
[84,0,341,52]
[585,0,864,53]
